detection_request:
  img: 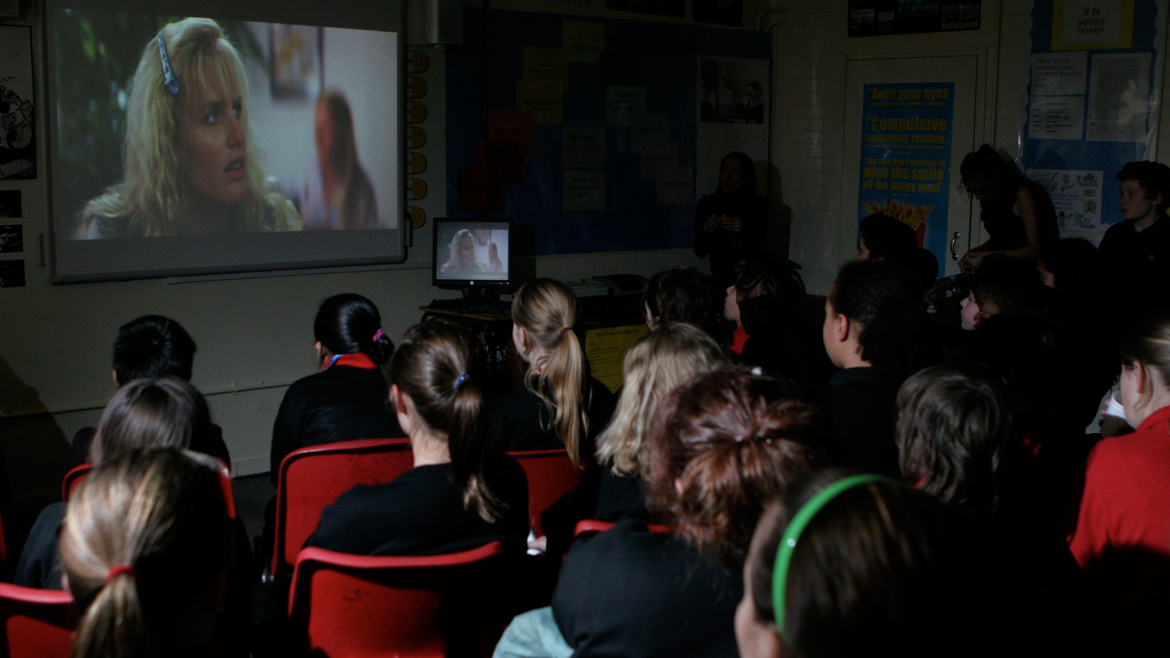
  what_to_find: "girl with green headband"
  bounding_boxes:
[735,470,988,658]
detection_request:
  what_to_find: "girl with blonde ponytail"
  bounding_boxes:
[308,320,529,556]
[491,278,616,468]
[60,448,231,658]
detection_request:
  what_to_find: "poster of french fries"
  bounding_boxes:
[857,82,955,268]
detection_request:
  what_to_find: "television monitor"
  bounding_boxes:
[45,0,404,282]
[432,218,510,300]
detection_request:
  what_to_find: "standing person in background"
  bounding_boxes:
[958,145,1058,272]
[301,91,379,230]
[1100,160,1170,337]
[490,278,616,469]
[694,152,767,288]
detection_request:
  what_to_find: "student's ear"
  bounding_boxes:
[512,324,528,357]
[111,368,121,388]
[389,384,414,434]
[834,313,851,343]
[674,477,685,497]
[314,341,327,362]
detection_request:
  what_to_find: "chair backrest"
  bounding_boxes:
[274,438,414,575]
[573,519,673,538]
[0,584,74,658]
[505,449,580,537]
[286,542,509,658]
[61,464,92,502]
[64,461,236,521]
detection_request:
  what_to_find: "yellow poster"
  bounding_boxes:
[585,324,649,393]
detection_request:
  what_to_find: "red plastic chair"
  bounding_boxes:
[0,583,74,658]
[273,438,414,576]
[64,461,236,520]
[506,449,580,537]
[61,464,91,502]
[286,542,509,658]
[573,519,673,538]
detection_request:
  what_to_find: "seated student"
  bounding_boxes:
[269,293,403,481]
[821,260,939,477]
[731,256,835,398]
[489,278,615,468]
[734,471,987,658]
[15,378,256,653]
[60,449,232,658]
[643,266,729,347]
[1069,310,1170,651]
[308,320,529,556]
[592,323,725,520]
[72,314,229,467]
[536,323,727,556]
[17,377,221,589]
[854,213,916,265]
[495,367,828,658]
[896,364,1080,590]
[1100,160,1170,337]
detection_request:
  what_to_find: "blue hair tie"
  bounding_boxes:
[454,373,471,392]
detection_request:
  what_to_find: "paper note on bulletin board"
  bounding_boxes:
[585,324,650,393]
[1018,0,1167,238]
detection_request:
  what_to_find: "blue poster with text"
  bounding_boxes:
[857,83,955,267]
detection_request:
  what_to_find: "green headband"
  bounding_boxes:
[771,474,893,637]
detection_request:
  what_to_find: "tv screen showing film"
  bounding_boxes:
[46,0,403,282]
[434,220,510,284]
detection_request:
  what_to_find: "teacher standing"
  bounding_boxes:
[693,152,767,288]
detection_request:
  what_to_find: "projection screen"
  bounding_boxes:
[45,0,404,282]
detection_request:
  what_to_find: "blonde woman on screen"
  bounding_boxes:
[440,229,485,274]
[78,17,300,239]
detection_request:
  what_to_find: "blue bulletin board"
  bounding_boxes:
[1019,0,1167,235]
[445,8,771,256]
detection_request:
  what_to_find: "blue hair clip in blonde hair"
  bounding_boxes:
[157,33,179,96]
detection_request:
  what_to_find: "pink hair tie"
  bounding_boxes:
[106,564,136,583]
[372,329,385,342]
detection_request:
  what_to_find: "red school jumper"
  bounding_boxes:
[1069,405,1170,609]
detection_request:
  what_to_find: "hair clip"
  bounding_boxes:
[454,373,471,392]
[106,563,136,583]
[373,329,385,342]
[157,33,179,96]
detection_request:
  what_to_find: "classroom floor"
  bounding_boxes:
[232,473,274,550]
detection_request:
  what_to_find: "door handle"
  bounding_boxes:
[950,231,961,261]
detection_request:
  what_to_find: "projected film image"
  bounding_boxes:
[52,10,398,240]
[436,225,509,281]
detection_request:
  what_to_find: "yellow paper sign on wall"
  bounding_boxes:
[1053,0,1134,51]
[585,324,650,393]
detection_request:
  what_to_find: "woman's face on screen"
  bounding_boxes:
[179,84,248,207]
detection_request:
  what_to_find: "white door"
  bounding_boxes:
[842,55,982,276]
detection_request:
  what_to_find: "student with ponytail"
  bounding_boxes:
[821,259,940,477]
[490,278,616,468]
[269,293,403,481]
[495,366,827,658]
[308,319,528,556]
[61,448,233,658]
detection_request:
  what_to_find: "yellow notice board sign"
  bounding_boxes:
[585,324,649,393]
[1052,0,1134,51]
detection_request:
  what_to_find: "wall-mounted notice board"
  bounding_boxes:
[446,8,771,256]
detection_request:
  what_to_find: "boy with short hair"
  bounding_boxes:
[1101,161,1170,333]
